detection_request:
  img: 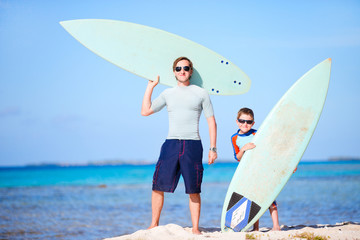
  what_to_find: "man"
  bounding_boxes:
[141,56,217,234]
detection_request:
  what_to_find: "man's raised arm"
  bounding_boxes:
[141,76,159,116]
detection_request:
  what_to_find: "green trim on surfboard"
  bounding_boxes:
[60,19,251,95]
[221,58,331,232]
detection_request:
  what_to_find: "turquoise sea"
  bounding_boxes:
[1,161,359,239]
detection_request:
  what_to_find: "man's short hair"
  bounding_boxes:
[172,56,193,71]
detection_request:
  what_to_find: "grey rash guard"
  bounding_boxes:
[150,85,214,140]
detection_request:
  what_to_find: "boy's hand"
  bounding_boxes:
[241,143,256,152]
[236,143,256,162]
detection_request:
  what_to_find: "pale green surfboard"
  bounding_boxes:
[221,58,331,232]
[60,19,251,95]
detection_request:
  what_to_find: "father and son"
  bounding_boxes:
[141,56,280,234]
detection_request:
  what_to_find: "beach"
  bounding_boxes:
[1,161,359,239]
[105,222,360,240]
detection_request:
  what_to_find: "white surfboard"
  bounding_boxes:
[221,58,331,232]
[60,19,251,95]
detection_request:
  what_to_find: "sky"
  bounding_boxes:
[0,0,359,166]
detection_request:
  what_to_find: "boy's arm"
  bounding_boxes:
[141,76,159,116]
[207,116,217,165]
[231,135,240,161]
[236,143,256,162]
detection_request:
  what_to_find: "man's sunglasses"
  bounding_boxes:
[175,66,191,72]
[238,119,254,124]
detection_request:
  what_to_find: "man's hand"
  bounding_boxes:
[148,75,159,88]
[208,150,217,165]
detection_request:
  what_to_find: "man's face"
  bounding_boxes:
[174,60,193,83]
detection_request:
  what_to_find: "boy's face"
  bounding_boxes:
[236,113,255,134]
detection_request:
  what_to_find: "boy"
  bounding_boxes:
[230,107,281,231]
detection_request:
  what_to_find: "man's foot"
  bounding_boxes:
[147,224,158,230]
[251,227,259,232]
[192,228,202,235]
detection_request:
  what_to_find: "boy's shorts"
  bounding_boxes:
[152,139,203,194]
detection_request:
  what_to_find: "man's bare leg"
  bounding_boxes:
[189,193,201,234]
[148,190,164,229]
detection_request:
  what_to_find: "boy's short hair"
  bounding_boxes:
[237,107,254,120]
[172,56,193,71]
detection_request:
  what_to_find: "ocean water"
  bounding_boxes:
[0,161,359,240]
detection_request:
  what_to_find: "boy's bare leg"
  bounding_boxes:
[252,220,259,231]
[269,205,281,231]
[189,193,201,234]
[148,190,164,229]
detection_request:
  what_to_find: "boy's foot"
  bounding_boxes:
[192,228,202,235]
[271,226,281,231]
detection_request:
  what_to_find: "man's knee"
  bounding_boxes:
[153,190,164,194]
[189,193,201,202]
[152,190,164,198]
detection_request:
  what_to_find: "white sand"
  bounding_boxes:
[104,222,360,240]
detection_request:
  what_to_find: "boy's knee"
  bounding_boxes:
[269,204,277,211]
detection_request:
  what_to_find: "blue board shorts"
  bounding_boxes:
[152,139,204,194]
